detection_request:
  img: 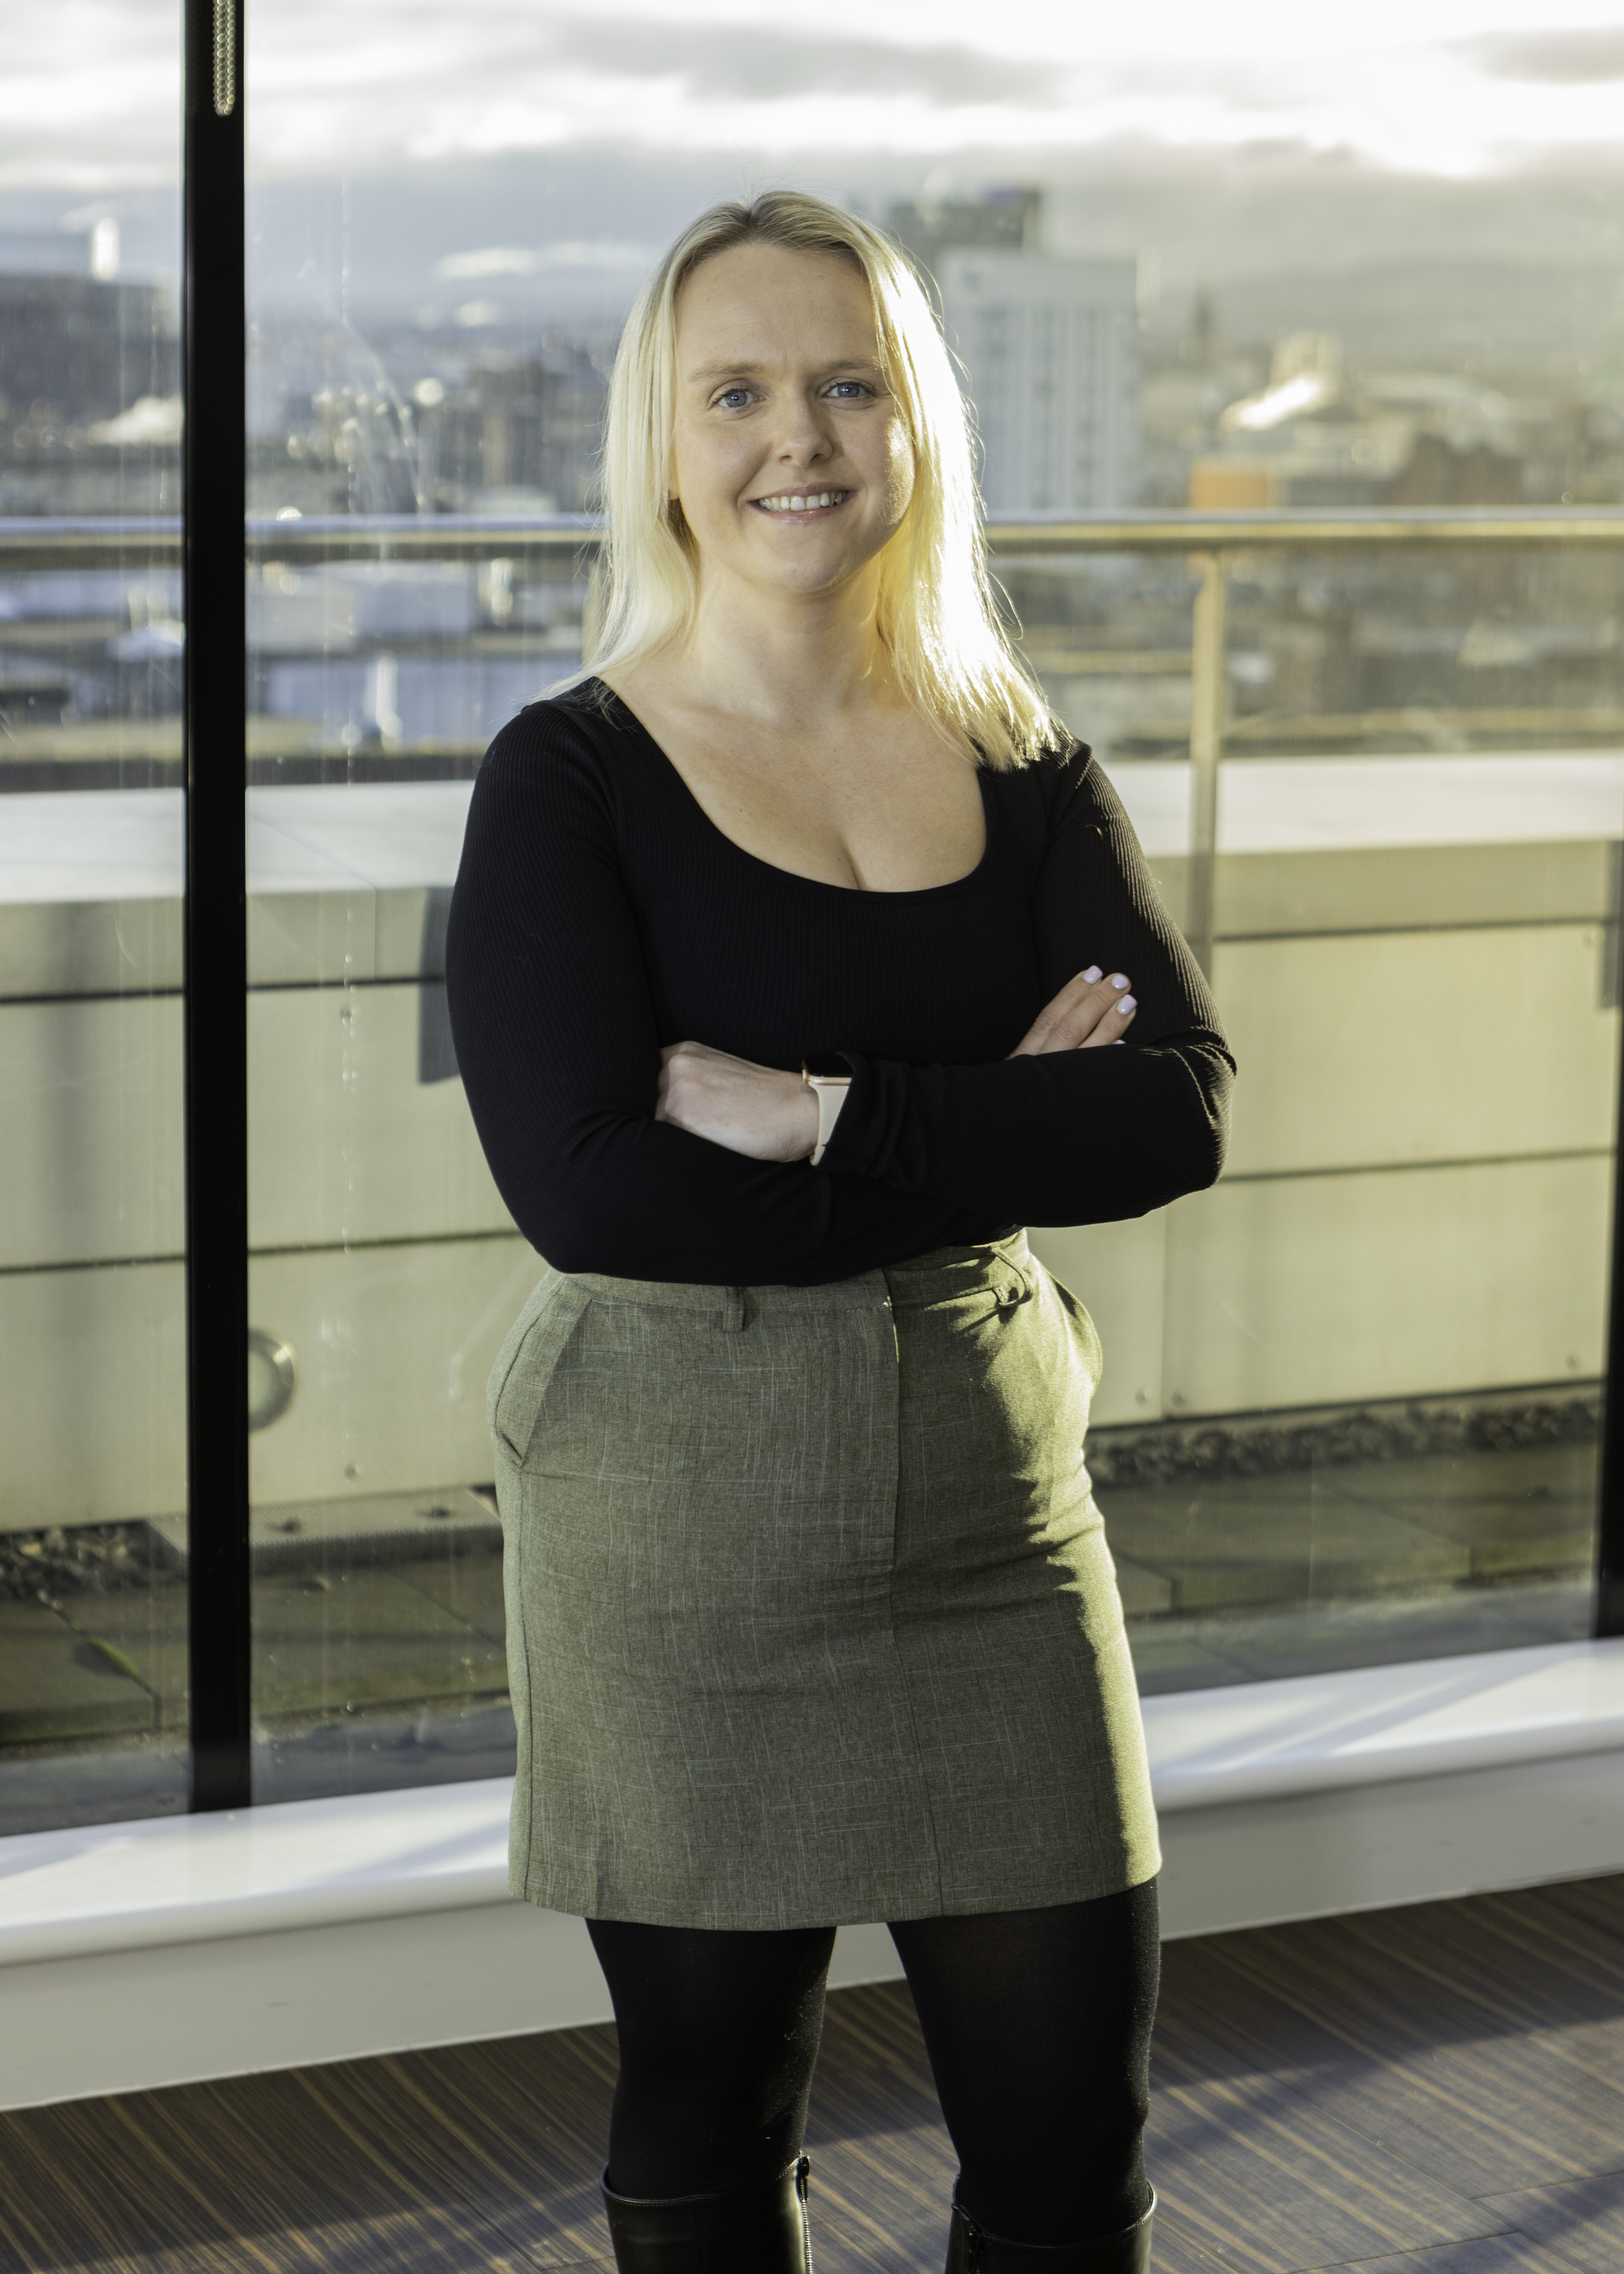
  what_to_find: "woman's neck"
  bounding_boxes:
[672,564,899,732]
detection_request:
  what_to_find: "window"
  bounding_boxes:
[3,1,1619,1832]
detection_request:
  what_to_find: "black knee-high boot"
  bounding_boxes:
[601,2154,814,2273]
[945,2190,1155,2272]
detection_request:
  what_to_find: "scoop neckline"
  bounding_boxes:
[582,680,1001,903]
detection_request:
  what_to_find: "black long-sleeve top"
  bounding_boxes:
[445,683,1234,1286]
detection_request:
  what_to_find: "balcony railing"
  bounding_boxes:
[12,504,1624,560]
[2,505,1621,1794]
[7,504,1624,974]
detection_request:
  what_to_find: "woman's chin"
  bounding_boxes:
[731,521,900,600]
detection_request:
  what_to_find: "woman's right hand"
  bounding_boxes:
[1007,966,1136,1057]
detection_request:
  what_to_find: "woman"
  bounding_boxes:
[446,191,1231,2274]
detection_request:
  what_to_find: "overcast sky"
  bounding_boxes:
[7,0,1624,190]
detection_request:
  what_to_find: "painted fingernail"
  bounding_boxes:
[1110,973,1130,990]
[1117,994,1137,1014]
[1082,965,1102,984]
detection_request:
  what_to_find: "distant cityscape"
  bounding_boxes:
[3,192,1622,773]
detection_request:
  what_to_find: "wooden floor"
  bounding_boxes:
[3,1875,1622,2274]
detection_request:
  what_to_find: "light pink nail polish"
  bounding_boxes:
[1117,994,1136,1014]
[1082,965,1102,984]
[1110,973,1130,990]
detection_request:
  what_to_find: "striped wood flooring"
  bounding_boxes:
[1,1873,1621,2272]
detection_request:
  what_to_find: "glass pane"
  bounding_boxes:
[244,777,536,1795]
[1013,541,1613,1687]
[0,33,188,1830]
[240,10,1615,1794]
[244,73,609,1802]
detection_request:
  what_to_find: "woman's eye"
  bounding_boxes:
[827,381,868,400]
[716,388,753,410]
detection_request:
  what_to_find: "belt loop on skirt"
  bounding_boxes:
[722,1286,747,1332]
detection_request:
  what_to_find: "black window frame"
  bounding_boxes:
[174,0,1624,1819]
[183,0,251,1809]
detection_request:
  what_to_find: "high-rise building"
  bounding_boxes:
[414,344,607,514]
[0,219,121,281]
[0,223,175,433]
[887,189,1042,284]
[935,250,1139,514]
[887,193,1139,514]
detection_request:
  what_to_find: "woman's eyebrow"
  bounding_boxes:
[687,357,881,384]
[688,360,769,382]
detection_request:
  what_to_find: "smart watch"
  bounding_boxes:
[801,1055,852,1167]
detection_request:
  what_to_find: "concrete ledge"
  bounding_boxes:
[0,1901,910,2114]
[0,1776,514,1969]
[2,1638,1622,2109]
[1140,1637,1624,1809]
[1157,1743,1624,1940]
[4,1639,1619,1970]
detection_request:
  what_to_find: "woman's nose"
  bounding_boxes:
[775,401,833,461]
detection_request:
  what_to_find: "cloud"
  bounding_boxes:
[434,241,655,280]
[1470,29,1624,84]
[9,0,1624,189]
[548,20,1060,107]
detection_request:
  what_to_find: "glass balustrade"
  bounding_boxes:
[3,509,1615,1816]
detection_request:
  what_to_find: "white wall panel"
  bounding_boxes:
[248,983,511,1249]
[0,1260,186,1528]
[248,1236,541,1505]
[1162,1153,1609,1416]
[1217,923,1617,1178]
[0,997,183,1269]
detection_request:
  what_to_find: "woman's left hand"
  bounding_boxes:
[657,1042,820,1162]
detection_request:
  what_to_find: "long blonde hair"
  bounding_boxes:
[574,189,1058,771]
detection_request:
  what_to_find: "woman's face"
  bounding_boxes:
[668,239,916,605]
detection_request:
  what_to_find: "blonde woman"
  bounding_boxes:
[447,191,1231,2274]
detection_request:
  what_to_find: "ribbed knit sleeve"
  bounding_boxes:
[815,749,1233,1224]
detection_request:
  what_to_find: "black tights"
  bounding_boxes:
[586,1882,1159,2247]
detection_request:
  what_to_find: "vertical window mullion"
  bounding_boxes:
[1597,890,1624,1637]
[183,0,251,1809]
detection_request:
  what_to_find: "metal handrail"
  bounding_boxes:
[6,505,1624,569]
[985,508,1624,553]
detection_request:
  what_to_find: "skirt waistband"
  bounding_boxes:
[555,1227,1032,1326]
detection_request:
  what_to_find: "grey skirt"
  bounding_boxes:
[488,1230,1159,1930]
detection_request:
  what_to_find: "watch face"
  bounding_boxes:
[802,1053,852,1081]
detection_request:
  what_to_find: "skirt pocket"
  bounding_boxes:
[488,1273,594,1469]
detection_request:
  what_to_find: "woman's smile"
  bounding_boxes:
[750,488,853,517]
